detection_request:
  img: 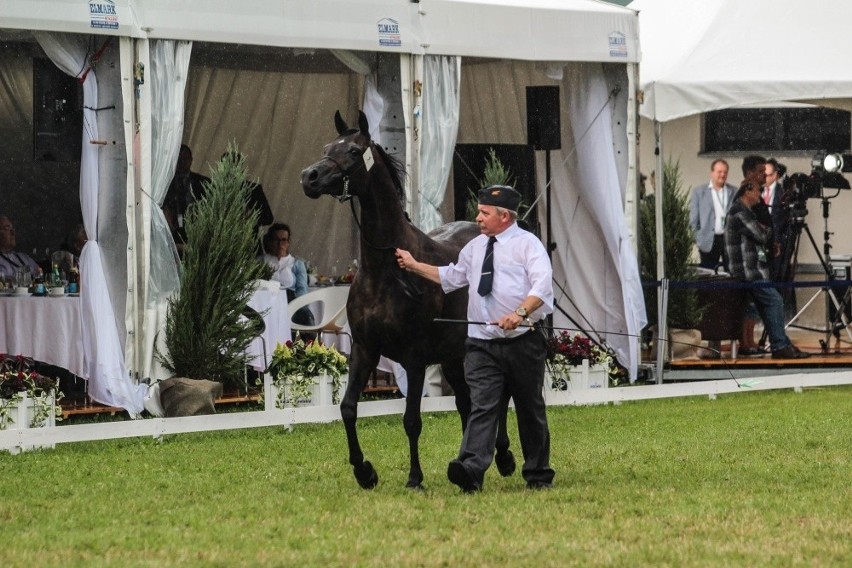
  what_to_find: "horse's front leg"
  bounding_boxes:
[400,363,427,490]
[342,343,380,489]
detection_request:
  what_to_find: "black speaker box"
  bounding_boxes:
[33,58,82,162]
[526,86,561,151]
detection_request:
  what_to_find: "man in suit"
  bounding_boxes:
[763,158,789,280]
[690,159,738,271]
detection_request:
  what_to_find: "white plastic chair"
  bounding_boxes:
[287,286,350,345]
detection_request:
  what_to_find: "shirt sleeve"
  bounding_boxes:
[292,258,308,297]
[438,241,474,293]
[522,237,554,314]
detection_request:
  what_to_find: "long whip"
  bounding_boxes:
[432,318,760,389]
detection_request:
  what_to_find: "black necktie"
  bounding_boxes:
[477,236,497,296]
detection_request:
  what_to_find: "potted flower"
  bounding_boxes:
[267,335,348,408]
[545,332,619,391]
[0,354,63,432]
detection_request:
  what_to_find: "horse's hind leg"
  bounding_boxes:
[342,344,380,489]
[495,390,516,477]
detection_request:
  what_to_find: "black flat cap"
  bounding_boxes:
[478,184,521,212]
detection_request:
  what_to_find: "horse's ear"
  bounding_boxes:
[334,110,348,135]
[358,111,370,136]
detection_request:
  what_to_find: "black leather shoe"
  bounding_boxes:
[772,345,811,359]
[447,460,481,493]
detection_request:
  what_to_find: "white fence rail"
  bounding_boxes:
[3,371,852,454]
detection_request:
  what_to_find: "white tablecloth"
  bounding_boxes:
[247,288,291,371]
[0,295,85,377]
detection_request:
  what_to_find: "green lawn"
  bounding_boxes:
[1,387,850,567]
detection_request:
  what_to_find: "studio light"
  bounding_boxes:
[814,151,852,174]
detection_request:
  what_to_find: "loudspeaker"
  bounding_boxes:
[33,58,82,162]
[526,86,561,151]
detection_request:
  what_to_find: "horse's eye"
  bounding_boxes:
[349,147,361,156]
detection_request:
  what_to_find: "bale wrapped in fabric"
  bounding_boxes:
[158,377,223,417]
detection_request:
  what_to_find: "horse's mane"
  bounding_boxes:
[374,142,406,204]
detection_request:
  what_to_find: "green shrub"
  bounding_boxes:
[639,160,702,328]
[158,146,268,384]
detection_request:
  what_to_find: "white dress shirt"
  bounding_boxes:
[262,253,296,289]
[438,223,553,340]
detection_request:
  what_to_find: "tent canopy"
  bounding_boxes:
[1,0,645,393]
[633,0,852,122]
[1,0,639,63]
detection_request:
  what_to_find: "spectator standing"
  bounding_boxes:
[690,159,737,271]
[725,156,809,360]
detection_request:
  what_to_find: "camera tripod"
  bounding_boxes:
[780,197,852,351]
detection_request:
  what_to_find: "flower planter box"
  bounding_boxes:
[271,374,347,408]
[1,391,57,454]
[571,359,609,390]
[544,359,608,402]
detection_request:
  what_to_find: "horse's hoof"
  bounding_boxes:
[405,481,425,492]
[354,461,378,489]
[495,449,516,477]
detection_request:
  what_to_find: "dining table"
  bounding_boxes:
[0,293,85,378]
[1,285,292,379]
[246,286,292,371]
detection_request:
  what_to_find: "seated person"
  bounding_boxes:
[724,173,809,359]
[0,214,41,276]
[260,223,315,329]
[54,223,87,272]
[65,223,88,260]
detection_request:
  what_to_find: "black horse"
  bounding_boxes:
[300,111,514,489]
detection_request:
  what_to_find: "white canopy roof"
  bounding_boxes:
[633,0,852,122]
[1,0,638,63]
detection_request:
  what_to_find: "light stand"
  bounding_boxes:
[783,195,852,351]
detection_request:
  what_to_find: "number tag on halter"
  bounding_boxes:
[362,148,374,171]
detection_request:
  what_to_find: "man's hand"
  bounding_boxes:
[395,249,442,284]
[497,312,525,331]
[395,248,415,271]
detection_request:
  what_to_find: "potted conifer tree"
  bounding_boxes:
[639,159,702,359]
[156,146,268,415]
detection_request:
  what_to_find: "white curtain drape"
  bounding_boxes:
[551,63,646,381]
[34,31,145,413]
[419,55,461,232]
[141,39,193,382]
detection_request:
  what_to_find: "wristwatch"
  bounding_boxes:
[515,307,528,318]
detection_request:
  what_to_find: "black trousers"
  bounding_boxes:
[457,330,554,487]
[699,234,728,271]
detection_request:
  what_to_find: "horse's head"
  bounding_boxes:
[301,110,374,201]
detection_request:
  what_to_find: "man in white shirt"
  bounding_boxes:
[395,185,555,492]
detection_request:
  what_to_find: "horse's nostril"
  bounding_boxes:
[308,170,318,181]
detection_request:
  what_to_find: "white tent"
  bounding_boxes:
[632,0,852,371]
[1,0,647,410]
[633,0,852,121]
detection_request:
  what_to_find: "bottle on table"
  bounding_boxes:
[51,262,61,288]
[33,269,45,296]
[68,266,79,294]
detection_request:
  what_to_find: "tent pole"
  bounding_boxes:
[654,120,666,383]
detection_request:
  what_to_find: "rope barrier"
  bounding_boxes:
[642,278,852,290]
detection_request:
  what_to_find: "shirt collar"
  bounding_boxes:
[493,222,521,244]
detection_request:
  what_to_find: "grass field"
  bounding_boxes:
[1,387,850,567]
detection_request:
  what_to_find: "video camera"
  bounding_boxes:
[786,151,852,207]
